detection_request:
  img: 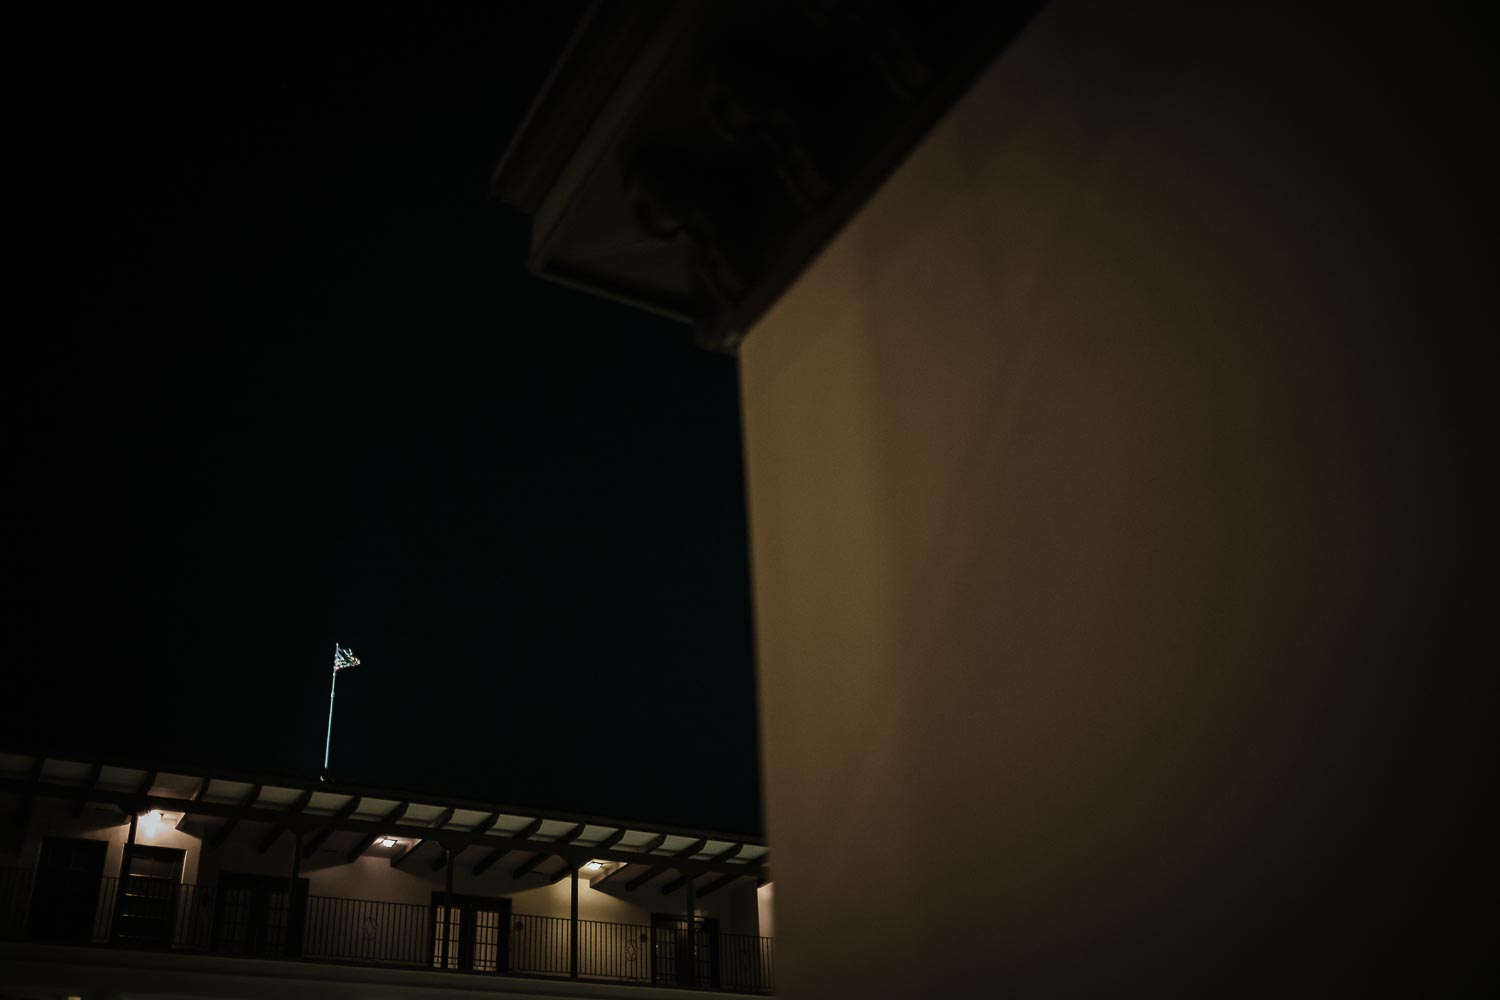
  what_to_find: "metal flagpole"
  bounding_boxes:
[323,644,361,780]
[323,644,338,775]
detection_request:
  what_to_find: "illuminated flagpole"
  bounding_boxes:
[323,645,337,773]
[324,643,361,776]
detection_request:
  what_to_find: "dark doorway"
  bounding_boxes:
[651,913,720,989]
[212,872,308,957]
[112,845,184,947]
[431,892,510,973]
[28,836,108,943]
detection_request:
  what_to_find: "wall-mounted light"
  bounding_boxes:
[586,861,603,871]
[141,809,186,835]
[380,838,397,848]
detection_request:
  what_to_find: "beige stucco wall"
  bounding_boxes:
[754,884,772,942]
[515,877,635,923]
[21,800,204,885]
[739,0,1482,995]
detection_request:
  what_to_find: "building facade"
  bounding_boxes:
[492,0,1484,992]
[0,750,773,998]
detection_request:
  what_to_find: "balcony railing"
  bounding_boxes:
[0,867,773,993]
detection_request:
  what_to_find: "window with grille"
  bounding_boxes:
[113,846,184,947]
[431,892,509,972]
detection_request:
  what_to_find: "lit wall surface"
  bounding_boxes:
[739,0,1482,994]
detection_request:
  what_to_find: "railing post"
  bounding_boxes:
[288,830,303,957]
[112,809,138,944]
[685,872,696,985]
[569,866,579,978]
[120,809,138,879]
[440,847,454,970]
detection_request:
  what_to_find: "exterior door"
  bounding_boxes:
[112,845,185,947]
[28,836,108,942]
[212,872,308,957]
[651,914,720,988]
[431,893,510,972]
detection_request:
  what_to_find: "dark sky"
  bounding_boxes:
[4,8,761,835]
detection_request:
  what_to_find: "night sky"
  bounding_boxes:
[4,8,761,835]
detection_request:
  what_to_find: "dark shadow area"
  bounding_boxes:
[4,6,761,834]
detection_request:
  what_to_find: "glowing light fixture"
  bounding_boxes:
[586,861,603,871]
[380,838,397,848]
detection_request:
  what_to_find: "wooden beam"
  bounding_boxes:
[711,843,744,863]
[695,872,741,899]
[20,757,45,831]
[391,838,429,868]
[413,807,457,869]
[636,833,667,856]
[255,822,288,854]
[303,796,361,858]
[670,846,743,896]
[73,762,102,817]
[470,812,500,836]
[511,851,553,880]
[346,833,379,864]
[346,801,408,863]
[472,846,510,877]
[514,817,544,842]
[626,865,669,892]
[594,828,627,852]
[179,776,216,824]
[210,784,261,849]
[548,859,578,885]
[631,839,705,893]
[591,862,631,888]
[256,789,313,854]
[0,775,765,883]
[557,822,587,844]
[136,769,158,796]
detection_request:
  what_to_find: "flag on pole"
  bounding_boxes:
[334,644,361,672]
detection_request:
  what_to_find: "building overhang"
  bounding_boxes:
[0,749,768,887]
[492,0,1044,351]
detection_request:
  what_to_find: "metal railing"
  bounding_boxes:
[0,866,214,949]
[303,893,432,966]
[510,912,655,983]
[0,868,773,993]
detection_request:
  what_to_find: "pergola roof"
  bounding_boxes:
[0,749,768,890]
